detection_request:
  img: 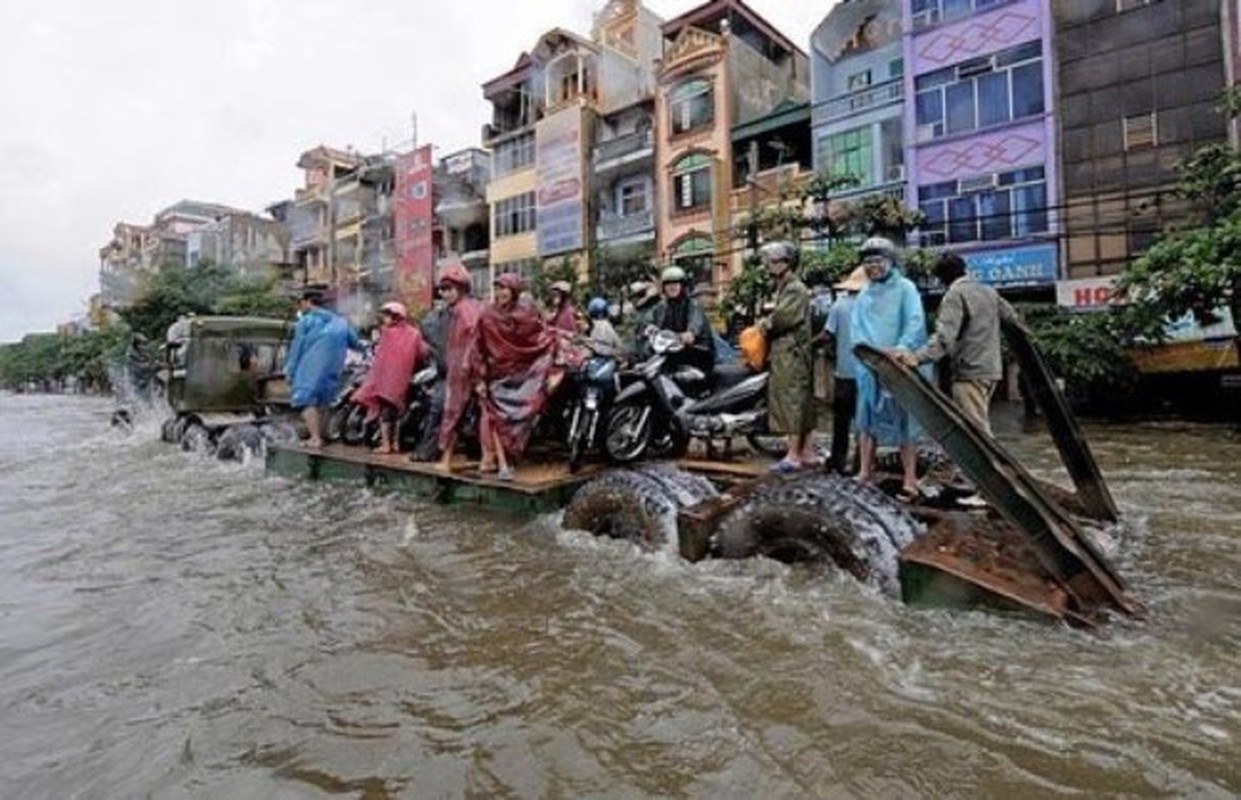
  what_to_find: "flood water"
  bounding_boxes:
[1,393,1238,799]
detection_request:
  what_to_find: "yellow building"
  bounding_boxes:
[654,0,808,289]
[480,0,663,294]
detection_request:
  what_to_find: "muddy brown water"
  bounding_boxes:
[1,393,1238,798]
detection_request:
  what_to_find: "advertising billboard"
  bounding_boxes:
[536,108,585,257]
[394,144,435,309]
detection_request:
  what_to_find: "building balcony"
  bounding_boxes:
[597,210,655,243]
[594,130,654,174]
[436,196,488,230]
[437,248,490,269]
[294,185,329,205]
[813,79,904,127]
[291,229,328,250]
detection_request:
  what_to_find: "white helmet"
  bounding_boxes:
[859,236,898,261]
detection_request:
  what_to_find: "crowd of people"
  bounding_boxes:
[284,238,1014,498]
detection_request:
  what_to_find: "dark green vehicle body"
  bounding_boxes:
[164,316,292,415]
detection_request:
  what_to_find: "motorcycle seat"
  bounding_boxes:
[711,362,753,389]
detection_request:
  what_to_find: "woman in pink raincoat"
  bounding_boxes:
[354,301,429,454]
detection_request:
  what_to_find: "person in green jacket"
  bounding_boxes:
[759,241,816,472]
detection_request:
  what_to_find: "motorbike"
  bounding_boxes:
[324,353,373,443]
[603,329,786,464]
[562,342,622,472]
[339,363,441,449]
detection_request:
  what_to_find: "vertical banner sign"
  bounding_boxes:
[536,108,585,257]
[395,144,435,309]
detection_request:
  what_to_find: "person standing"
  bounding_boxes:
[759,241,816,472]
[851,238,928,502]
[825,266,866,475]
[434,263,485,472]
[899,251,1019,437]
[353,302,430,454]
[547,280,578,335]
[286,289,362,449]
[473,272,559,480]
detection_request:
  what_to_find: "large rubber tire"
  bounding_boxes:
[261,420,300,447]
[160,416,178,443]
[711,473,923,595]
[563,470,682,549]
[633,463,718,507]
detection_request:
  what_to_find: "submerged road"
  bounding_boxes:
[1,393,1238,798]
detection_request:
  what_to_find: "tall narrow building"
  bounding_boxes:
[1055,0,1228,279]
[654,0,808,287]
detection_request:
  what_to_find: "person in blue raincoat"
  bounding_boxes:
[285,289,363,448]
[851,237,928,502]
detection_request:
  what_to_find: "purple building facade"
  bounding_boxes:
[904,0,1059,293]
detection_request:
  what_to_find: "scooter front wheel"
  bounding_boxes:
[604,403,650,463]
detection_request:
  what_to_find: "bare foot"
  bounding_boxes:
[306,439,324,450]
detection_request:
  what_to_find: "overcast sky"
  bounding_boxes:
[0,0,834,342]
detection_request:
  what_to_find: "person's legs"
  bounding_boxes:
[899,443,919,496]
[302,406,323,448]
[857,433,876,482]
[436,432,457,471]
[952,379,995,436]
[376,400,399,453]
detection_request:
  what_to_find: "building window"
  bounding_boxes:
[671,236,713,280]
[847,70,872,91]
[617,177,649,216]
[912,0,1010,30]
[917,165,1048,246]
[492,192,536,238]
[669,78,714,135]
[1123,113,1158,150]
[492,132,535,178]
[494,257,539,282]
[915,40,1043,141]
[672,154,712,212]
[819,127,875,186]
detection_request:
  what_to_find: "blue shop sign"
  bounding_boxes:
[963,243,1058,287]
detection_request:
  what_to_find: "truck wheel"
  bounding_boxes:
[160,417,178,443]
[710,473,923,595]
[216,425,263,461]
[634,463,718,507]
[180,422,214,455]
[563,471,680,550]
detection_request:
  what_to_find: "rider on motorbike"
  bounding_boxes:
[639,266,715,372]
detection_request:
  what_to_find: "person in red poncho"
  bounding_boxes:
[435,263,485,472]
[547,280,578,335]
[353,302,429,454]
[473,271,560,480]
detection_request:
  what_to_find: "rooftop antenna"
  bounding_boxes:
[411,111,419,150]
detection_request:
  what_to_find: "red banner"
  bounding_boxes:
[394,144,435,311]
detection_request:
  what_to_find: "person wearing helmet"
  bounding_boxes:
[850,237,928,502]
[471,271,560,480]
[286,289,364,449]
[645,265,714,370]
[432,261,485,469]
[353,301,430,454]
[547,279,578,335]
[759,240,816,472]
[584,296,622,355]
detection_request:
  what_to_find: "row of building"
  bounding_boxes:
[98,0,1241,321]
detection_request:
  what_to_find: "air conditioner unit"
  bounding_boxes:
[916,123,939,143]
[885,164,906,183]
[959,174,997,193]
